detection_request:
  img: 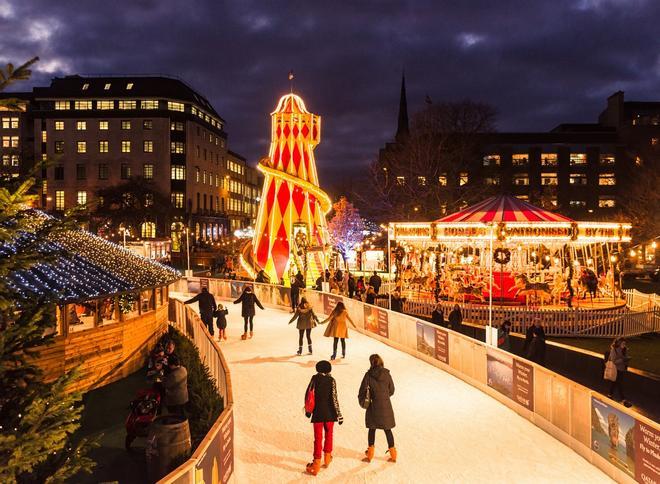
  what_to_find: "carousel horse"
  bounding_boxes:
[551,272,565,305]
[510,274,552,305]
[579,268,599,302]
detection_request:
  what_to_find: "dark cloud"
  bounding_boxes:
[2,0,659,193]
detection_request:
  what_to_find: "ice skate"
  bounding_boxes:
[305,458,321,476]
[249,331,253,339]
[241,333,247,340]
[363,445,375,462]
[296,346,302,356]
[308,344,313,355]
[323,452,332,468]
[330,353,336,360]
[387,447,397,462]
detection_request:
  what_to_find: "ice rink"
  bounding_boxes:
[189,301,611,483]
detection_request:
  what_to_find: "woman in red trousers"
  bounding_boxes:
[304,360,343,475]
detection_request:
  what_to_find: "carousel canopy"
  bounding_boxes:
[436,195,574,224]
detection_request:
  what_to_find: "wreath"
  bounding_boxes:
[493,248,511,265]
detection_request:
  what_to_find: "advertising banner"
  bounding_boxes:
[323,294,343,316]
[187,278,201,294]
[200,278,209,290]
[591,397,636,479]
[230,281,246,299]
[486,350,534,411]
[364,305,389,338]
[416,322,449,364]
[193,410,234,484]
[634,419,660,484]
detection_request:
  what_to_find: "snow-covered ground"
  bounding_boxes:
[183,299,610,483]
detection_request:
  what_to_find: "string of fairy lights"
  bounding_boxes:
[4,212,180,304]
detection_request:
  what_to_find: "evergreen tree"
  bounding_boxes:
[0,59,96,482]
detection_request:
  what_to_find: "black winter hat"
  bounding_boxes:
[316,360,332,374]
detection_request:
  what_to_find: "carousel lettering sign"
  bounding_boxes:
[504,225,573,239]
[439,226,489,238]
[578,225,630,241]
[393,225,432,239]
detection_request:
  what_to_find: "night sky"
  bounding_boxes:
[2,0,659,195]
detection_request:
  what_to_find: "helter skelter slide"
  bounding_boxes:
[240,93,331,286]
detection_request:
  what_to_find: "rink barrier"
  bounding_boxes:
[159,298,235,484]
[173,277,660,484]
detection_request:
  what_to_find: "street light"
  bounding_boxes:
[184,227,192,277]
[119,226,127,248]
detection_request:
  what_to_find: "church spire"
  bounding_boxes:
[395,72,409,142]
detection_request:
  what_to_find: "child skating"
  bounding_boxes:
[288,297,320,355]
[214,303,228,341]
[321,301,357,360]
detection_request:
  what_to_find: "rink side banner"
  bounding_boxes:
[193,410,235,484]
[364,305,389,338]
[591,397,660,483]
[415,322,449,364]
[486,350,534,411]
[323,294,343,315]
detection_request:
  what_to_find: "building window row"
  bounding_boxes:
[1,117,19,129]
[1,135,19,148]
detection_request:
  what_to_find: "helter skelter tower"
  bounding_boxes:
[250,93,331,285]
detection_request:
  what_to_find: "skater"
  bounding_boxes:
[233,285,264,340]
[497,319,512,351]
[184,287,217,336]
[214,303,229,341]
[605,337,632,406]
[304,360,343,476]
[359,354,396,463]
[447,304,462,331]
[291,272,304,313]
[430,303,444,327]
[369,271,382,294]
[347,273,356,299]
[289,297,320,355]
[523,318,546,365]
[321,301,357,360]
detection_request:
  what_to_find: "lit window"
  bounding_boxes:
[569,200,587,208]
[99,140,108,153]
[192,107,197,115]
[171,192,184,208]
[98,164,108,179]
[569,173,587,185]
[167,101,185,112]
[482,154,500,167]
[76,190,87,206]
[104,83,111,90]
[41,131,46,142]
[141,100,159,110]
[541,153,557,166]
[170,141,185,153]
[1,117,19,129]
[54,101,70,110]
[570,153,587,166]
[118,100,136,110]
[96,100,114,110]
[599,154,615,165]
[99,120,109,130]
[82,83,89,90]
[396,176,405,185]
[145,193,154,207]
[121,164,131,179]
[77,141,86,153]
[171,165,186,180]
[170,121,184,131]
[143,163,154,180]
[42,180,47,194]
[203,170,207,184]
[651,137,658,146]
[76,164,86,179]
[74,100,92,110]
[196,167,200,183]
[598,198,616,208]
[516,195,529,201]
[121,120,132,130]
[417,176,426,186]
[485,176,500,185]
[55,121,64,131]
[143,140,153,153]
[126,83,134,90]
[143,120,153,130]
[599,173,616,185]
[438,175,447,186]
[512,174,529,186]
[121,140,131,153]
[141,222,156,238]
[635,156,643,166]
[55,190,65,210]
[10,154,18,166]
[512,153,528,166]
[541,173,557,185]
[54,141,64,153]
[459,172,469,186]
[76,121,87,131]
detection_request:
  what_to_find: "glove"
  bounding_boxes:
[305,412,311,418]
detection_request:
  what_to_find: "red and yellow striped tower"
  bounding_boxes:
[251,93,331,284]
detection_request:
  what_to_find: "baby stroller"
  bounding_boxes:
[125,387,161,449]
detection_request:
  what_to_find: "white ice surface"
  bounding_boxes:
[181,299,611,484]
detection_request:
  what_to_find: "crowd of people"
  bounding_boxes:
[146,339,189,416]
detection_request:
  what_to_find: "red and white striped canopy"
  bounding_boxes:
[436,195,574,223]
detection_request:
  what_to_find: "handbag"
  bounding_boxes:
[360,377,372,409]
[604,351,617,382]
[304,380,316,414]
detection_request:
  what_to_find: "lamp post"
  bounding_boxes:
[185,226,192,277]
[119,226,127,248]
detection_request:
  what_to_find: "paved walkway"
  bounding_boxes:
[190,301,611,483]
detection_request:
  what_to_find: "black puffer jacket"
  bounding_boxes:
[234,291,264,317]
[305,373,343,424]
[358,367,395,430]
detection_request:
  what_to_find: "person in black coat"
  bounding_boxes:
[358,354,396,463]
[233,286,264,340]
[347,274,356,299]
[184,287,217,336]
[431,303,445,327]
[214,303,229,341]
[304,360,343,475]
[447,304,462,331]
[369,272,382,294]
[390,291,405,313]
[523,318,546,365]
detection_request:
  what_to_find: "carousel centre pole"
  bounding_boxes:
[489,223,494,333]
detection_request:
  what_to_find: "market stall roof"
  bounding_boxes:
[436,194,574,224]
[3,212,180,304]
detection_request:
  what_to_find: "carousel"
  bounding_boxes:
[389,195,631,314]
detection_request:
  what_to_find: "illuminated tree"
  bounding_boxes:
[328,196,365,263]
[0,59,96,482]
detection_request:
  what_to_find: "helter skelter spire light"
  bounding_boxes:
[251,91,331,283]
